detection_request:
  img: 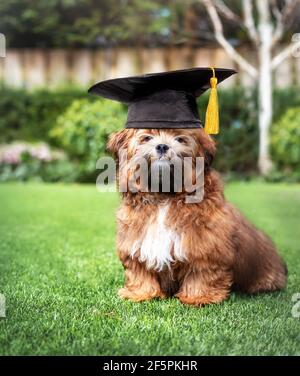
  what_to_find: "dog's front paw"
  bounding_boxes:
[118,287,165,302]
[176,291,229,306]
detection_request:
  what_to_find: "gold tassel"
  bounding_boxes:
[204,67,219,135]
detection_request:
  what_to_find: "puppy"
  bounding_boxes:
[107,128,287,306]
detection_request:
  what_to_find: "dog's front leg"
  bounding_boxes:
[176,263,232,306]
[118,255,165,302]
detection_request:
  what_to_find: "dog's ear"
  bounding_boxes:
[107,130,128,158]
[198,130,216,168]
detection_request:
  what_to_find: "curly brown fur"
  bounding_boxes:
[107,128,287,306]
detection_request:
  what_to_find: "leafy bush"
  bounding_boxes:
[270,107,300,180]
[50,99,126,181]
[1,87,300,182]
[273,87,300,121]
[0,88,89,143]
[200,87,300,176]
[0,158,77,183]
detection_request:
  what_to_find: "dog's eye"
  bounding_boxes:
[175,137,186,144]
[141,135,153,142]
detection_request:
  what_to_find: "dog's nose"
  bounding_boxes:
[155,144,169,154]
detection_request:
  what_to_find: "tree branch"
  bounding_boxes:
[214,0,242,24]
[270,0,282,21]
[271,36,300,70]
[271,0,283,46]
[202,0,258,78]
[242,0,259,46]
[271,0,300,46]
[282,0,300,23]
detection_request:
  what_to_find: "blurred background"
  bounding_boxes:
[0,0,300,183]
[2,1,300,357]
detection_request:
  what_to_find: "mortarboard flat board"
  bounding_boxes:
[88,67,236,133]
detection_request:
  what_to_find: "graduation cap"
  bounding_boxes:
[88,67,236,135]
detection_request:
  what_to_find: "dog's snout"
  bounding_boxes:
[155,144,169,154]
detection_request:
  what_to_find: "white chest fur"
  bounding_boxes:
[131,205,185,271]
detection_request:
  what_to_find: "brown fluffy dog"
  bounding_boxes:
[107,128,287,306]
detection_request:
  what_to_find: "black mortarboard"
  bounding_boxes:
[88,67,236,134]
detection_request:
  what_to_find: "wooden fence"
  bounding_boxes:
[0,46,299,89]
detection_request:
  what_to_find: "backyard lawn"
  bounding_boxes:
[0,182,299,355]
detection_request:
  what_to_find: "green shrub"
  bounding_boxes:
[273,87,300,121]
[50,99,126,181]
[1,87,300,182]
[200,87,300,175]
[0,88,89,143]
[0,158,77,183]
[0,89,29,142]
[270,106,300,179]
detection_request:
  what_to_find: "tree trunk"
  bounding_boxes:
[257,0,273,175]
[258,41,273,175]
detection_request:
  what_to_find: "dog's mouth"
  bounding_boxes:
[129,151,195,194]
[151,155,171,164]
[147,157,182,193]
[150,158,173,171]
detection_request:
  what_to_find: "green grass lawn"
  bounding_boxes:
[0,182,299,355]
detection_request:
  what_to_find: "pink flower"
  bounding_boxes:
[0,142,65,165]
[30,144,52,162]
